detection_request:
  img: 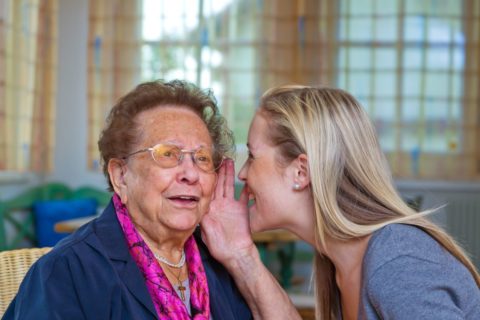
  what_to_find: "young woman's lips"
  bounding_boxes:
[248,193,255,208]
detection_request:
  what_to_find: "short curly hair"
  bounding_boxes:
[98,79,235,191]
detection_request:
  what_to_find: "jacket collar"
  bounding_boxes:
[91,201,158,317]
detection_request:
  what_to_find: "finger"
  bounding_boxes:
[214,161,226,199]
[224,158,235,198]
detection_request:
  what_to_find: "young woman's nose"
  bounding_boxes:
[238,161,248,182]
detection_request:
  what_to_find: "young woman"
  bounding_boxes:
[201,85,480,319]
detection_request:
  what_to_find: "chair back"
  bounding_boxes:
[0,247,51,315]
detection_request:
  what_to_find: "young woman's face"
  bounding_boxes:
[238,112,295,232]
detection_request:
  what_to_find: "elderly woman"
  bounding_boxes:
[4,80,252,319]
[202,85,480,319]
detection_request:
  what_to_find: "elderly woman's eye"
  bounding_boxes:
[154,145,178,159]
[196,153,212,163]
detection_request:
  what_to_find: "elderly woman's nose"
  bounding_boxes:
[178,155,201,181]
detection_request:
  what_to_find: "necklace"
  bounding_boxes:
[163,265,187,301]
[153,250,186,268]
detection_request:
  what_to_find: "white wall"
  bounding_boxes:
[48,0,106,190]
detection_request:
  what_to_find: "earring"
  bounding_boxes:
[293,183,301,190]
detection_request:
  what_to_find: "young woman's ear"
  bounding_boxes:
[108,158,129,203]
[291,154,310,190]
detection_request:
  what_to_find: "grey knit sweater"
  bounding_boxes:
[359,223,480,319]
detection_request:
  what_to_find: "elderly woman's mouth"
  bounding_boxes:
[168,195,200,205]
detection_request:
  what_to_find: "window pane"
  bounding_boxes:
[375,48,396,69]
[450,101,462,121]
[403,48,423,69]
[451,19,465,44]
[349,18,373,41]
[374,98,396,122]
[404,16,425,42]
[434,129,451,153]
[337,70,348,89]
[338,17,349,41]
[347,71,371,98]
[425,99,448,120]
[374,72,396,97]
[340,0,349,15]
[426,47,450,70]
[377,127,396,151]
[427,18,453,43]
[375,17,397,41]
[201,47,223,68]
[228,96,256,144]
[204,0,234,17]
[405,0,426,15]
[141,44,198,80]
[424,101,448,152]
[453,47,465,69]
[402,71,422,97]
[425,72,449,99]
[401,123,420,152]
[348,47,372,70]
[401,97,421,152]
[349,0,374,15]
[376,0,397,15]
[225,46,256,70]
[338,48,348,69]
[228,71,255,97]
[142,0,200,41]
[452,72,463,98]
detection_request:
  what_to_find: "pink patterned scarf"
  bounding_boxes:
[113,194,210,319]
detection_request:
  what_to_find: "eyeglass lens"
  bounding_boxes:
[151,144,219,172]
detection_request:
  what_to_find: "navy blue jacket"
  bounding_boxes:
[3,201,252,320]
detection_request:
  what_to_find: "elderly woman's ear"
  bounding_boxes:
[108,158,129,203]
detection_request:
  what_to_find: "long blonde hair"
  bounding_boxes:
[259,85,480,320]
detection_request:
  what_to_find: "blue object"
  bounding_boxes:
[33,198,98,247]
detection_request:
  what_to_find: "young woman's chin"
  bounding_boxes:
[247,209,263,233]
[248,210,281,233]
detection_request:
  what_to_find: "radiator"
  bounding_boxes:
[445,194,480,269]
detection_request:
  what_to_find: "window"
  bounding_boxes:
[140,0,259,146]
[336,0,480,179]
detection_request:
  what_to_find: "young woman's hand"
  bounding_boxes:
[201,159,256,267]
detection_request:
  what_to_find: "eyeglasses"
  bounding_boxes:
[123,143,222,173]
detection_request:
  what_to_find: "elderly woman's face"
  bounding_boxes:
[120,106,217,233]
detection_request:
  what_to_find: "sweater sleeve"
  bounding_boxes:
[365,255,468,320]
